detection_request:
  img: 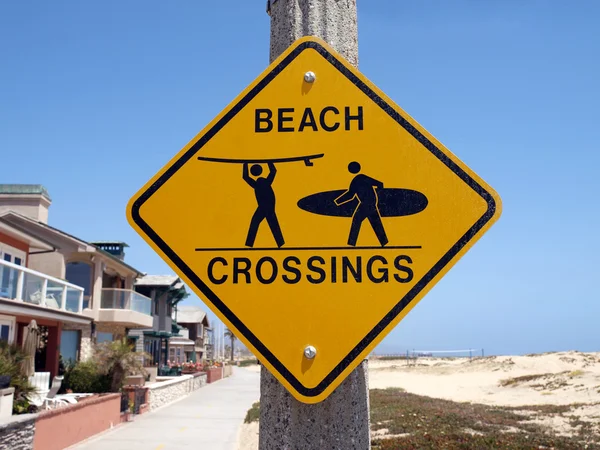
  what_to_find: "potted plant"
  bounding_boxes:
[126,400,135,422]
[0,375,11,389]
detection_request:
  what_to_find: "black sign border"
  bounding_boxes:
[131,40,497,398]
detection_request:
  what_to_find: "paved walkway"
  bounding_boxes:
[74,367,260,450]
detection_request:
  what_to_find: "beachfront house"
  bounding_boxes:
[128,275,188,367]
[0,184,152,377]
[172,305,212,363]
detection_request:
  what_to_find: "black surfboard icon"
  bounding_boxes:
[198,153,324,167]
[297,188,428,217]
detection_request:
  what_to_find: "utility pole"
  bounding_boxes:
[259,1,370,449]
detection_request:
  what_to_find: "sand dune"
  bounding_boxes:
[237,351,600,448]
[369,351,600,407]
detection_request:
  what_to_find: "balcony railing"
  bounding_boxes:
[100,289,152,316]
[0,259,85,314]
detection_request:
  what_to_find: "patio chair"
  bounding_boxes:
[27,372,50,406]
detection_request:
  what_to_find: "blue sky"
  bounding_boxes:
[1,1,598,356]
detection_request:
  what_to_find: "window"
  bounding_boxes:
[0,315,15,344]
[97,332,113,343]
[60,330,80,365]
[65,262,92,308]
[154,297,159,315]
[0,248,24,299]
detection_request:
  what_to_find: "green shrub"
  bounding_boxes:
[63,360,110,393]
[244,402,260,423]
[0,341,35,414]
[239,359,259,367]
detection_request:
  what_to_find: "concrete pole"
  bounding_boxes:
[259,1,370,449]
[268,0,359,68]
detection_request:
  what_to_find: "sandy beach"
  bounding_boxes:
[237,351,600,449]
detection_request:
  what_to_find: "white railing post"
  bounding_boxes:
[15,270,24,301]
[40,279,48,307]
[61,286,67,310]
[78,291,84,313]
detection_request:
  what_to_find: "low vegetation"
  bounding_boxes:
[0,341,35,414]
[61,360,111,393]
[239,359,259,368]
[244,388,600,448]
[370,388,599,449]
[499,373,555,387]
[62,338,148,393]
[244,402,260,423]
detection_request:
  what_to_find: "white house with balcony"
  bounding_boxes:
[0,184,152,377]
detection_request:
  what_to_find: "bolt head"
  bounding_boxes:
[304,71,316,83]
[304,345,317,359]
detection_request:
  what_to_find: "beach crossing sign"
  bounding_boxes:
[127,37,502,403]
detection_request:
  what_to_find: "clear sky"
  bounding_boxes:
[1,1,598,356]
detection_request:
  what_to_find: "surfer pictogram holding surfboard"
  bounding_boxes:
[243,162,285,248]
[198,153,324,248]
[335,161,389,247]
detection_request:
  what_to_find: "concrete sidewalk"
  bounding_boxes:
[73,367,260,450]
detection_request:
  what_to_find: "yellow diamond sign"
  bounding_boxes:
[127,37,501,403]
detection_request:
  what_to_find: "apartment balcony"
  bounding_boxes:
[97,288,153,328]
[0,259,86,319]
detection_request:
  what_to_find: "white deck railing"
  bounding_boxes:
[0,259,85,314]
[100,288,152,316]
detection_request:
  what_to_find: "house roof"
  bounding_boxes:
[0,184,51,200]
[0,211,143,276]
[176,305,209,326]
[0,217,55,252]
[135,275,179,287]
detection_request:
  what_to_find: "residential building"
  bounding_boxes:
[0,184,152,377]
[129,275,187,367]
[172,305,211,362]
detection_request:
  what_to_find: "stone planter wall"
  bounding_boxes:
[147,372,207,411]
[223,365,233,377]
[0,414,36,450]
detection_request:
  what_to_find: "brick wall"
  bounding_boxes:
[206,367,224,383]
[33,394,121,450]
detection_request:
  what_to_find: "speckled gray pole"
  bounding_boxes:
[268,0,359,67]
[259,1,370,449]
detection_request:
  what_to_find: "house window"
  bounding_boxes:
[0,247,24,300]
[65,262,92,308]
[60,330,80,365]
[154,297,159,315]
[97,332,113,343]
[0,315,15,344]
[169,348,175,362]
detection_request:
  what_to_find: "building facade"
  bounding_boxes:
[0,184,152,377]
[172,305,211,363]
[129,275,187,368]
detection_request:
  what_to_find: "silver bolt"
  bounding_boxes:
[304,345,317,359]
[304,71,316,83]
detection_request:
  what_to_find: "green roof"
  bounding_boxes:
[90,241,130,247]
[0,184,51,200]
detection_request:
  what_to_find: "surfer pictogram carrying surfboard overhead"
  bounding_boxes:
[243,162,284,248]
[335,161,389,247]
[198,153,324,247]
